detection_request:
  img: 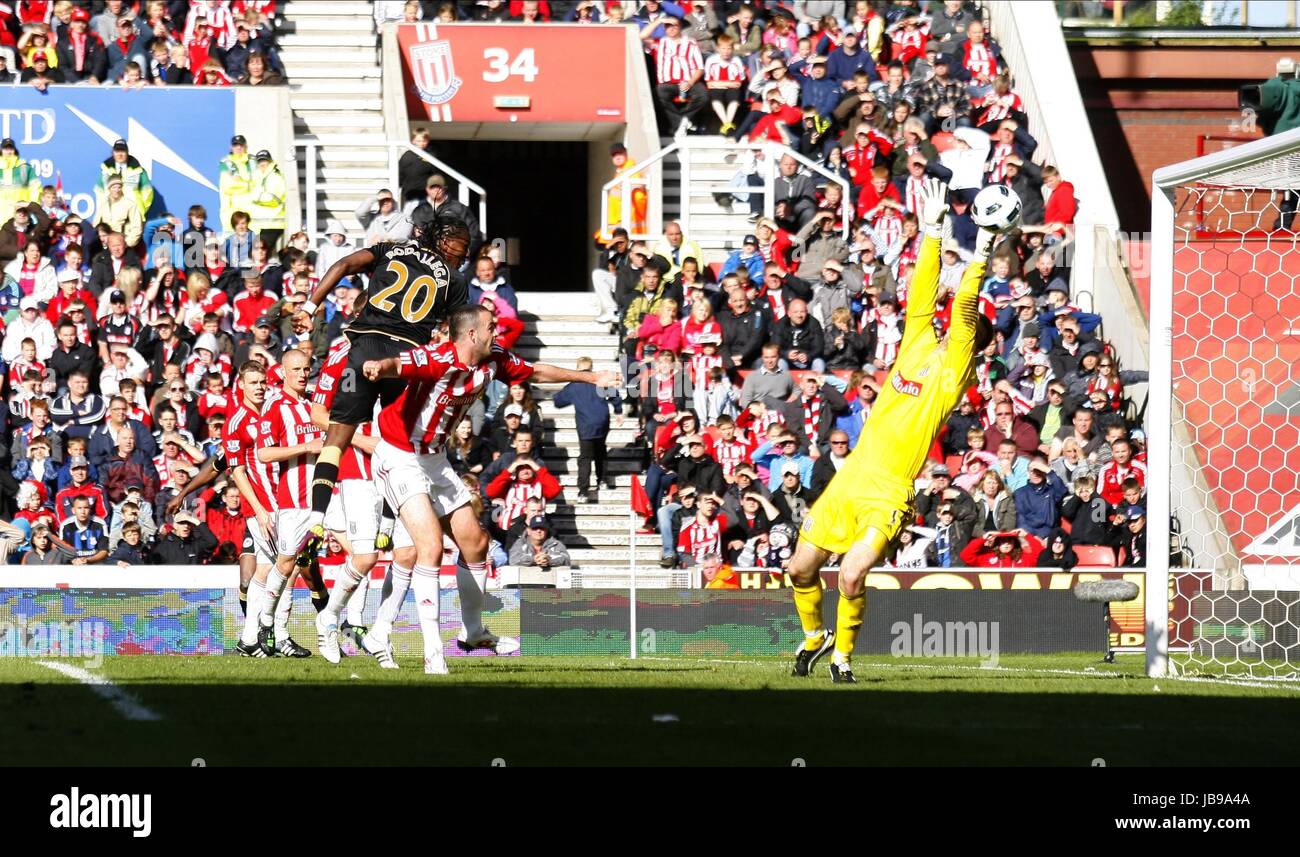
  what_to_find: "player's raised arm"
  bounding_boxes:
[531,363,621,388]
[302,248,376,317]
[945,226,998,360]
[899,177,950,354]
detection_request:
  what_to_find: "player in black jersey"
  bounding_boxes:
[295,213,472,545]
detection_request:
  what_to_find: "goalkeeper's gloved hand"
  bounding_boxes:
[974,227,998,261]
[921,177,951,232]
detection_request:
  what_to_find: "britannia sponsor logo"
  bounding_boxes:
[411,40,463,106]
[891,372,922,397]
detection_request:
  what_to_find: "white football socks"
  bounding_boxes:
[273,572,296,644]
[323,558,365,623]
[241,577,267,645]
[370,563,412,642]
[346,573,369,627]
[412,564,443,662]
[456,559,488,639]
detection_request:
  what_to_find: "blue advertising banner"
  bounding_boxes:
[0,86,235,222]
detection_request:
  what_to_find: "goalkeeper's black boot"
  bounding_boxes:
[791,630,835,677]
[829,661,857,684]
[256,623,278,657]
[236,639,268,658]
[276,636,312,658]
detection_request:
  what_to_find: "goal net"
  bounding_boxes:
[1149,127,1300,680]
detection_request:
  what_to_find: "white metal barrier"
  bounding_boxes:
[293,139,487,240]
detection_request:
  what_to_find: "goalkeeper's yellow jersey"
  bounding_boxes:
[838,233,988,490]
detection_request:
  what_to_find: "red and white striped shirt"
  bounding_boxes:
[704,53,745,84]
[713,437,752,479]
[226,402,276,514]
[962,39,998,80]
[381,341,535,455]
[689,352,724,392]
[977,91,1024,127]
[184,2,238,49]
[676,513,727,564]
[312,338,376,481]
[902,175,925,214]
[987,141,1015,183]
[1097,459,1148,507]
[654,36,703,85]
[258,390,322,510]
[197,390,229,422]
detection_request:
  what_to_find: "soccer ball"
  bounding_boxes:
[971,185,1023,233]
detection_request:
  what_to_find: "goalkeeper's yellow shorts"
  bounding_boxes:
[799,466,914,555]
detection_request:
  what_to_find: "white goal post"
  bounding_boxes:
[1149,125,1300,679]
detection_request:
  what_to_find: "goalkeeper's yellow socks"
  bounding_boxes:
[833,590,867,664]
[793,582,826,651]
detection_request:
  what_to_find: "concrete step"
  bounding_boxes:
[526,319,617,335]
[279,64,382,78]
[298,166,390,182]
[555,474,638,488]
[295,113,386,129]
[281,47,378,63]
[515,334,619,349]
[568,548,662,562]
[551,534,662,548]
[562,568,694,587]
[286,1,376,14]
[280,33,376,47]
[514,345,619,361]
[544,429,640,445]
[290,96,384,112]
[292,79,383,95]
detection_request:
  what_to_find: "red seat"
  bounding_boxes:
[944,454,963,475]
[707,262,723,281]
[1074,545,1117,568]
[789,369,814,386]
[831,369,853,381]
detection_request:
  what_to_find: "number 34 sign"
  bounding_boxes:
[399,23,626,123]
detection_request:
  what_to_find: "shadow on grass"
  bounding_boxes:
[3,680,1295,766]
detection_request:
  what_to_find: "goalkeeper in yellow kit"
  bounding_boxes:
[790,178,1000,683]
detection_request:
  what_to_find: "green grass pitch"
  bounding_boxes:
[2,654,1296,766]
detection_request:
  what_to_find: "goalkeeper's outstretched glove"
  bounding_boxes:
[974,227,999,261]
[921,177,951,236]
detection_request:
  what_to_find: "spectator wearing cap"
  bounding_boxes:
[355,188,409,245]
[914,51,969,135]
[55,455,110,524]
[1013,455,1068,539]
[507,514,570,569]
[247,150,287,250]
[56,6,109,83]
[95,140,153,219]
[915,460,978,527]
[150,509,218,565]
[1009,350,1055,407]
[720,233,766,286]
[1114,505,1147,567]
[406,173,483,262]
[826,27,878,88]
[217,135,255,233]
[766,459,812,530]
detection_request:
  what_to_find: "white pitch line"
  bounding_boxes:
[36,661,162,722]
[643,656,1300,692]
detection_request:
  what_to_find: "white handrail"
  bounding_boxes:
[600,140,681,242]
[293,138,488,239]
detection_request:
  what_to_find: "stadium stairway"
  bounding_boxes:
[513,294,670,580]
[677,137,764,265]
[281,1,387,242]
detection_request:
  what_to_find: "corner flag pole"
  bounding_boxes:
[629,507,638,659]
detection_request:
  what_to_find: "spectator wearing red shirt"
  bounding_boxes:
[644,15,707,135]
[1096,438,1147,507]
[960,529,1044,568]
[637,299,685,358]
[55,455,110,524]
[231,269,277,334]
[205,482,247,558]
[486,457,562,531]
[1041,165,1077,239]
[855,165,904,223]
[748,88,804,144]
[45,269,98,326]
[56,7,108,83]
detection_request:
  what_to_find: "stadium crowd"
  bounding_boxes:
[589,0,1150,574]
[0,0,1151,578]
